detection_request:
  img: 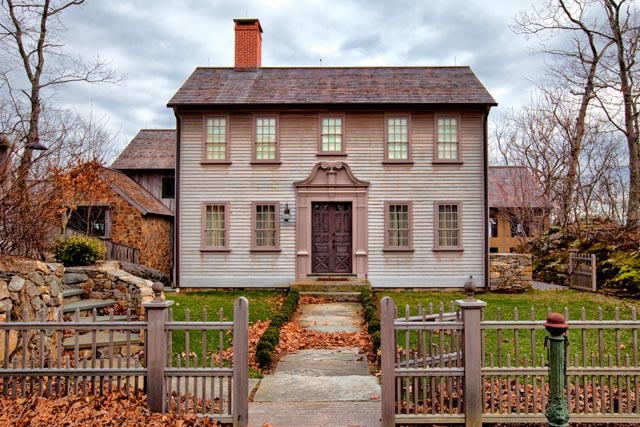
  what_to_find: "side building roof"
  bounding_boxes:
[167,66,497,107]
[489,166,547,209]
[111,129,176,171]
[100,168,173,217]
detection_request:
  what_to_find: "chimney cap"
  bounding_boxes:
[233,18,263,33]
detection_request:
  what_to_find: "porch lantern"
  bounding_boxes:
[283,203,291,222]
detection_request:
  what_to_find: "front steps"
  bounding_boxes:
[292,277,370,302]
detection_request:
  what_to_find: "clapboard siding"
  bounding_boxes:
[178,110,486,288]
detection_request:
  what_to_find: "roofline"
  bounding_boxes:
[190,65,476,70]
[167,101,498,109]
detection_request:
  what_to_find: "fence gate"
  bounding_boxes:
[569,252,596,291]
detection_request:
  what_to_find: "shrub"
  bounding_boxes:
[54,235,106,266]
[256,288,300,369]
[360,288,381,353]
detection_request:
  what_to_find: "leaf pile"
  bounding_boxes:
[0,392,223,426]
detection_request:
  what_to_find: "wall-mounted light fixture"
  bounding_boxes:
[283,202,291,222]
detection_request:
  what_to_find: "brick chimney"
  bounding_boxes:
[233,18,262,70]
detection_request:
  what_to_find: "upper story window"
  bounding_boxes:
[253,116,279,163]
[161,176,175,199]
[435,115,461,162]
[318,115,345,154]
[203,116,229,163]
[252,202,280,251]
[384,201,413,251]
[435,202,462,251]
[385,115,411,162]
[202,202,229,251]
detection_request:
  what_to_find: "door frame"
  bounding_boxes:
[294,161,369,279]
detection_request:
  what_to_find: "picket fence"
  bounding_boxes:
[0,293,249,427]
[380,296,640,426]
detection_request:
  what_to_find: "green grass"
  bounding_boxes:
[164,290,284,370]
[376,289,640,367]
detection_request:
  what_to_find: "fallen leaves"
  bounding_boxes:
[0,392,224,427]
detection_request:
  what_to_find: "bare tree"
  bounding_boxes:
[0,0,121,257]
[514,0,640,229]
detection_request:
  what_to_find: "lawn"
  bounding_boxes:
[163,289,285,364]
[376,289,640,366]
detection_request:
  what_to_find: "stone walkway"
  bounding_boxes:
[248,300,382,427]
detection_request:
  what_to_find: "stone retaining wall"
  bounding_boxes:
[0,258,64,367]
[490,253,533,292]
[63,260,156,316]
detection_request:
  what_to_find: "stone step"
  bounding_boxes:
[299,291,361,302]
[291,282,370,293]
[62,331,141,350]
[62,288,85,304]
[63,299,117,314]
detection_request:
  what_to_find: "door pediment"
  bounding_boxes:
[294,161,369,188]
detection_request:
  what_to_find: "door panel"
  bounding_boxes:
[312,202,352,274]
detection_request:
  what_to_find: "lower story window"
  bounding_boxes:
[203,203,228,250]
[67,205,109,238]
[385,202,412,251]
[252,202,279,250]
[435,202,462,250]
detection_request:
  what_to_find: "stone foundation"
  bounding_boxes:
[490,253,533,293]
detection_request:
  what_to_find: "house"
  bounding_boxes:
[61,163,174,277]
[488,166,547,253]
[111,129,176,212]
[167,18,497,288]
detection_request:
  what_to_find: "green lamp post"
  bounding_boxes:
[544,312,570,427]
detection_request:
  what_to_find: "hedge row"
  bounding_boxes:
[256,288,300,368]
[360,287,380,353]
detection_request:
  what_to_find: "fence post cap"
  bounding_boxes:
[544,312,569,335]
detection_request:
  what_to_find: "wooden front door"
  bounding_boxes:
[312,202,352,274]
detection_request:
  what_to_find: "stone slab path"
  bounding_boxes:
[248,300,382,427]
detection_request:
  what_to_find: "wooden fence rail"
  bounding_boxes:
[381,296,640,426]
[569,252,597,291]
[0,292,249,427]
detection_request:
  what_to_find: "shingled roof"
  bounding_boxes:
[111,129,176,170]
[489,166,546,209]
[167,67,497,107]
[100,168,173,217]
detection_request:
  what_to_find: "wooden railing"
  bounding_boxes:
[381,297,640,426]
[0,294,249,427]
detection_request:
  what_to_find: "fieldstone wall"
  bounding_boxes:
[63,260,156,316]
[0,258,64,367]
[490,253,533,292]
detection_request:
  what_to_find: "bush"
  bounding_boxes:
[54,235,106,266]
[256,288,300,369]
[360,288,381,353]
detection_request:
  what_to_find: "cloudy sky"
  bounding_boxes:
[50,0,547,158]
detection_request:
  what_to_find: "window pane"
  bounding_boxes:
[321,117,343,152]
[387,204,410,248]
[255,204,277,247]
[438,204,459,247]
[205,118,227,160]
[256,117,277,160]
[387,117,408,160]
[437,117,458,160]
[205,204,226,247]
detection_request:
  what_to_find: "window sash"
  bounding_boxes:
[437,204,460,248]
[205,117,228,161]
[436,117,459,160]
[254,204,277,247]
[204,204,227,248]
[320,117,343,152]
[255,117,277,160]
[385,202,411,249]
[387,117,409,160]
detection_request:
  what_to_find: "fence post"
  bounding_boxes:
[569,252,575,288]
[233,297,249,427]
[591,254,597,291]
[456,278,487,427]
[141,282,174,413]
[380,296,396,427]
